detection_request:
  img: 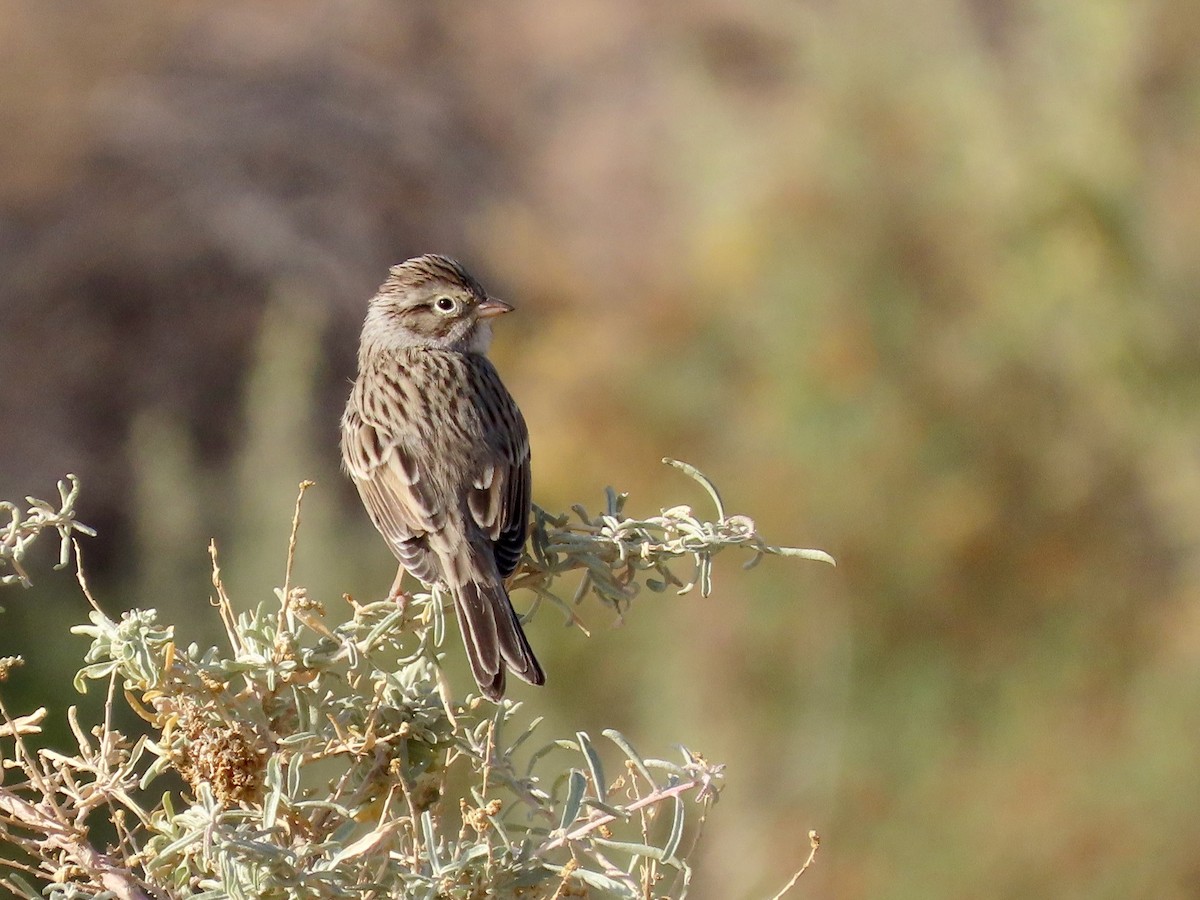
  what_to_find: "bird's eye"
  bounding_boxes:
[433,296,457,315]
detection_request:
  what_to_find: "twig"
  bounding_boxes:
[767,831,821,900]
[208,540,241,655]
[539,777,705,853]
[278,480,316,638]
[73,539,103,614]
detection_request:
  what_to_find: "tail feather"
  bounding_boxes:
[500,601,545,686]
[453,578,544,701]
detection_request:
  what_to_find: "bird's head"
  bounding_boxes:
[362,254,512,355]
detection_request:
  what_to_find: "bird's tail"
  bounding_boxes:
[449,548,544,701]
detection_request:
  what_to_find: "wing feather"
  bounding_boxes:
[343,411,443,584]
[492,446,529,578]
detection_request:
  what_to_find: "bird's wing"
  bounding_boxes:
[466,443,530,580]
[464,392,531,580]
[341,407,444,584]
[497,443,531,578]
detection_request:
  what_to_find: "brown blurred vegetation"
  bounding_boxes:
[2,1,1200,897]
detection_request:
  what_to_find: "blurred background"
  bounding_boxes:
[3,1,1200,896]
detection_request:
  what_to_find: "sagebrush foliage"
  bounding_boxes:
[0,464,829,899]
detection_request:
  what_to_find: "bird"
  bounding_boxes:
[340,254,545,701]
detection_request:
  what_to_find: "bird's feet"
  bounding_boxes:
[387,567,411,612]
[389,588,413,613]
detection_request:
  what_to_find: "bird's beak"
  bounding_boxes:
[477,297,514,318]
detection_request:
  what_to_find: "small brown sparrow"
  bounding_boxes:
[340,254,544,700]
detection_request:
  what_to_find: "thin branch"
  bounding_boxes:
[73,539,103,614]
[208,539,241,655]
[767,831,822,900]
[277,479,315,646]
[539,778,706,853]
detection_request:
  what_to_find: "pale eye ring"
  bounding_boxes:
[433,296,457,314]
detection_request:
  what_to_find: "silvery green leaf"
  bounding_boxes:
[3,875,42,899]
[140,753,174,789]
[421,810,441,874]
[576,730,606,801]
[558,769,587,831]
[645,760,688,778]
[593,835,684,866]
[662,793,685,862]
[580,797,628,819]
[363,607,405,650]
[508,714,543,755]
[149,827,207,865]
[431,584,446,646]
[263,755,283,829]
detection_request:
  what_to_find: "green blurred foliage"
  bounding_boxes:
[3,0,1200,897]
